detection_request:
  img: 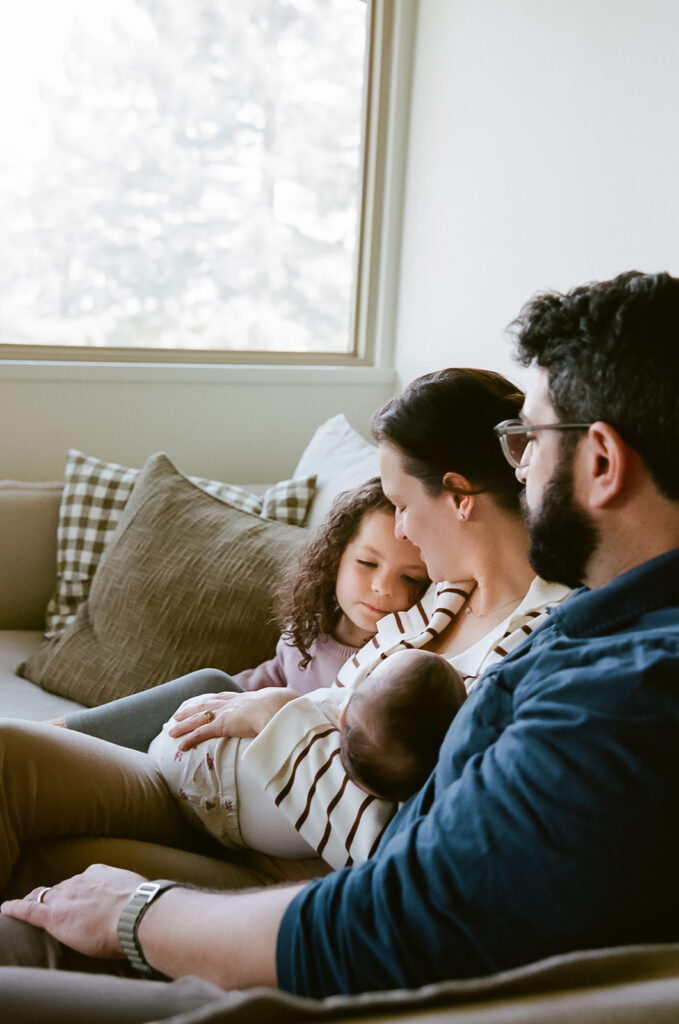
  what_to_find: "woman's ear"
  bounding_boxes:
[441,472,475,521]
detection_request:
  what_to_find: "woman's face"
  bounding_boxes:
[379,442,458,582]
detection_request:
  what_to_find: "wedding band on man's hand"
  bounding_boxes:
[36,886,52,904]
[202,709,215,724]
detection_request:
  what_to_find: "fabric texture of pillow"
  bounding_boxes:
[44,449,315,638]
[20,453,309,707]
[293,413,380,529]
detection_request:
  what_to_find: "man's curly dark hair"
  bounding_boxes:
[276,478,429,670]
[510,270,679,500]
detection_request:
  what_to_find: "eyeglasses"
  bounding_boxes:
[494,419,592,469]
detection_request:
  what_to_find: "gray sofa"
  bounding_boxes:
[1,478,678,1023]
[0,479,85,720]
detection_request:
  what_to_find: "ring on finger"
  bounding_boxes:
[202,709,215,724]
[36,886,52,904]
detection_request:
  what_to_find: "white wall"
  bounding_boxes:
[0,364,394,481]
[394,0,679,390]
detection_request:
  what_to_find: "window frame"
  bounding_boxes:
[0,0,415,369]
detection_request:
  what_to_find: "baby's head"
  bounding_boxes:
[338,649,467,803]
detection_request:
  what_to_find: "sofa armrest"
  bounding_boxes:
[0,481,62,630]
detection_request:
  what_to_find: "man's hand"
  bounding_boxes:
[2,864,305,987]
[168,688,299,750]
[0,864,145,960]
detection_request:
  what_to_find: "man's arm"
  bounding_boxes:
[1,864,305,989]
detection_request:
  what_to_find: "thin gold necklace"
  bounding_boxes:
[464,593,523,618]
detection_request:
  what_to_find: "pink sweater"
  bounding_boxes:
[234,634,359,695]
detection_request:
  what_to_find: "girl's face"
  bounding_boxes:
[379,442,458,582]
[333,509,428,648]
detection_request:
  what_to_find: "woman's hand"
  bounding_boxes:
[167,688,300,750]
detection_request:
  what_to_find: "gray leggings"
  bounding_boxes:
[63,669,242,752]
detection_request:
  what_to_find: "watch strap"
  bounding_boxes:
[117,879,179,977]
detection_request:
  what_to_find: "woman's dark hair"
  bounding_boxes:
[371,367,524,511]
[276,478,429,669]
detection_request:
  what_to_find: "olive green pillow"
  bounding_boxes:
[19,453,308,707]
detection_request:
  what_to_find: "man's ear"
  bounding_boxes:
[441,472,475,520]
[583,422,630,509]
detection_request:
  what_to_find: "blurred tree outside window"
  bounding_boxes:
[0,0,369,358]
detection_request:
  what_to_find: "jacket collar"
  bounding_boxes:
[549,546,679,638]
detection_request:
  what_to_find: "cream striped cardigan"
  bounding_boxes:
[243,577,571,870]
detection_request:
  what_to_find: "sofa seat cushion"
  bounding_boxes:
[0,632,82,719]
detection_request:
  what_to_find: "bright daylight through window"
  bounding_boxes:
[0,1,372,362]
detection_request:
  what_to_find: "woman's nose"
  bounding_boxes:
[394,511,407,541]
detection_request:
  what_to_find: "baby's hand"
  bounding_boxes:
[168,688,299,750]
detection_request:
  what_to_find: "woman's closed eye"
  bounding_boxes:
[357,559,377,568]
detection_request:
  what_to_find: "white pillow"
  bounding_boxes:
[294,414,380,529]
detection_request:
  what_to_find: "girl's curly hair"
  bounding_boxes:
[276,478,427,669]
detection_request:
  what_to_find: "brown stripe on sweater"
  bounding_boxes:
[274,728,337,806]
[433,606,456,621]
[345,794,376,853]
[493,644,508,657]
[393,610,405,634]
[316,774,351,856]
[294,748,341,830]
[439,586,471,598]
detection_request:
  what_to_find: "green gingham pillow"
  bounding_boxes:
[44,449,315,639]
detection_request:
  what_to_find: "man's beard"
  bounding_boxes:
[523,448,599,589]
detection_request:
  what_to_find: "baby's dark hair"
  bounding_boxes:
[340,652,466,803]
[276,478,428,669]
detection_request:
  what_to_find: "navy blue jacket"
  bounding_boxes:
[277,548,679,996]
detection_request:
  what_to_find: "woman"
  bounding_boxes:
[0,368,569,904]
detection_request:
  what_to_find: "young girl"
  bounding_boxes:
[233,476,430,695]
[148,478,429,854]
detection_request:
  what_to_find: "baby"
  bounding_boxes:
[338,649,467,803]
[151,649,466,856]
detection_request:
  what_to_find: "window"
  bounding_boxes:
[0,0,406,365]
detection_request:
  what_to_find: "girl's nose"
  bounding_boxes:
[372,572,391,595]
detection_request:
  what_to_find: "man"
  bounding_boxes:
[2,271,679,1009]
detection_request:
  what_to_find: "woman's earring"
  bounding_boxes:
[457,513,465,521]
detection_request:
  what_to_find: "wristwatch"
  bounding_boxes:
[117,879,180,977]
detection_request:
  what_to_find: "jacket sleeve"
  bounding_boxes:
[275,648,679,996]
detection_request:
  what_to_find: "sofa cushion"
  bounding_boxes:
[44,449,316,638]
[0,631,83,719]
[293,414,380,530]
[20,453,308,707]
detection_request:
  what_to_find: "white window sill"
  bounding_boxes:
[0,359,397,387]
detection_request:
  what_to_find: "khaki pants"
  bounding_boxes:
[0,719,328,969]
